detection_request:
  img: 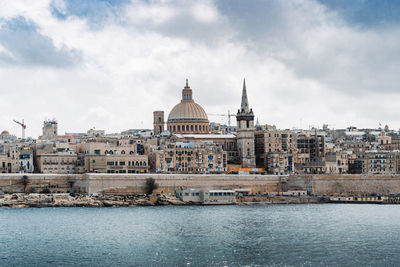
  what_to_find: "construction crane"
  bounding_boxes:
[207,110,236,132]
[13,119,26,139]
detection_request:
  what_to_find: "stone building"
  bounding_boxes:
[40,120,58,140]
[84,154,149,174]
[255,126,297,174]
[325,151,349,174]
[236,79,256,168]
[35,149,77,174]
[153,111,165,135]
[166,80,210,134]
[172,134,239,164]
[149,140,227,173]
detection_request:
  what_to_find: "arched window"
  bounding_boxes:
[186,125,189,131]
[191,125,193,131]
[130,151,134,155]
[195,125,198,131]
[173,125,176,132]
[121,150,126,155]
[177,125,180,131]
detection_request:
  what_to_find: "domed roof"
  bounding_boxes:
[168,101,209,122]
[167,80,209,123]
[0,130,10,136]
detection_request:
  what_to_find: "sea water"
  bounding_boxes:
[1,204,400,266]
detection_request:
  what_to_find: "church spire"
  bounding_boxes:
[241,78,249,113]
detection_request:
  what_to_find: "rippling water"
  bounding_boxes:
[1,204,400,266]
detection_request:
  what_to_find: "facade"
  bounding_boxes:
[35,149,77,174]
[149,140,227,173]
[236,79,256,168]
[166,80,210,134]
[84,154,149,173]
[255,127,297,174]
[18,148,34,173]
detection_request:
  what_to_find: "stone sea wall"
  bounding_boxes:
[0,173,282,195]
[3,173,400,195]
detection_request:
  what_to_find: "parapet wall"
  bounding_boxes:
[3,173,400,195]
[0,174,282,195]
[311,174,400,195]
[86,173,282,194]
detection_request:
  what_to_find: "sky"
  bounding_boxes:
[1,0,400,138]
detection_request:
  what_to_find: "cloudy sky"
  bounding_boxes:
[0,0,399,138]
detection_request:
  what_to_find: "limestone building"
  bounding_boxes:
[153,111,165,135]
[148,140,227,173]
[236,79,256,168]
[166,80,210,134]
[40,120,58,140]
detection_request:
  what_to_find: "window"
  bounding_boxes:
[120,161,125,166]
[121,150,126,155]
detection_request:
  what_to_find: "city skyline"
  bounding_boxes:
[1,0,400,137]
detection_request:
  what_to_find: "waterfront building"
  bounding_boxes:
[255,126,297,174]
[149,140,227,173]
[84,154,148,173]
[35,148,77,174]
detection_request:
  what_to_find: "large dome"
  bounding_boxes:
[0,130,10,136]
[168,101,208,122]
[166,80,210,134]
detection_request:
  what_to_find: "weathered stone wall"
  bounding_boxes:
[311,174,400,195]
[0,173,282,195]
[86,173,282,195]
[0,174,87,194]
[3,173,400,196]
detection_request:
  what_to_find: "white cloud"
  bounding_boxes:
[191,1,219,23]
[0,0,400,137]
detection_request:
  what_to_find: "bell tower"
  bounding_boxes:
[236,79,256,168]
[153,111,164,135]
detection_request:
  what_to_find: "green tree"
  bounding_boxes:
[145,178,158,195]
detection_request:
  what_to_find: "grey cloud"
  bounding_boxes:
[0,17,81,67]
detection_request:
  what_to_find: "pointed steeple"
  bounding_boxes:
[241,78,249,113]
